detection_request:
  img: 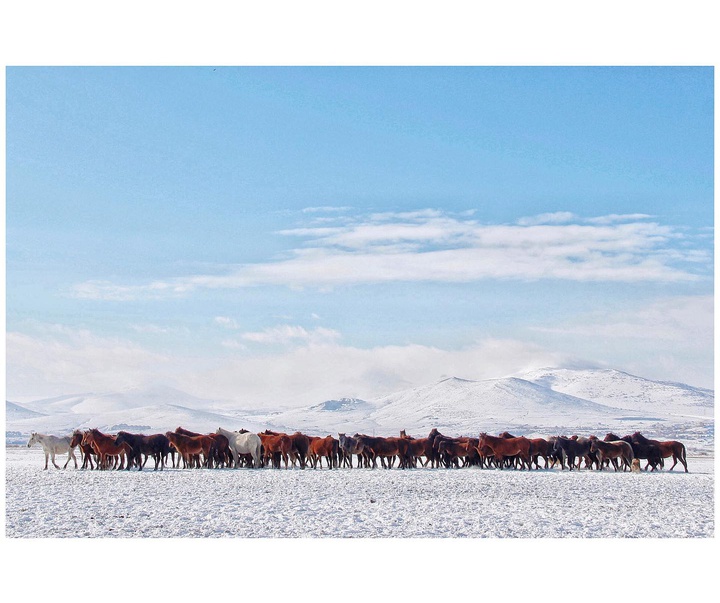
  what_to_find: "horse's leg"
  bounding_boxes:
[51,451,60,469]
[43,450,49,470]
[668,454,678,471]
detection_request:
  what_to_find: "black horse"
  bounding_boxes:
[114,431,172,471]
[552,436,593,470]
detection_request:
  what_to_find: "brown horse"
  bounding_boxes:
[605,433,663,471]
[437,438,472,468]
[264,430,309,469]
[528,438,552,469]
[175,427,230,468]
[308,436,337,469]
[631,432,688,472]
[81,428,129,470]
[477,433,532,470]
[259,433,293,468]
[354,435,409,469]
[166,431,217,468]
[589,436,634,471]
[400,431,433,468]
[71,429,96,470]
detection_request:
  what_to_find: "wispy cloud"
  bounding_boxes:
[240,325,341,345]
[68,210,711,300]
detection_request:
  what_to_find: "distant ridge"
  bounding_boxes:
[6,367,714,452]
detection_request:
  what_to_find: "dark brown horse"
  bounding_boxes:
[478,433,532,470]
[354,435,410,469]
[631,432,688,472]
[528,438,552,469]
[71,429,96,470]
[589,436,634,471]
[400,431,434,468]
[605,433,663,471]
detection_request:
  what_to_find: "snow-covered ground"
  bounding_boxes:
[6,446,713,538]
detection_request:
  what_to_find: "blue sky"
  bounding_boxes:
[5,67,714,403]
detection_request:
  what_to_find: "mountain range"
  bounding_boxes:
[6,367,714,452]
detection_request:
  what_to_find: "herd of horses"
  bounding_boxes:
[26,426,689,473]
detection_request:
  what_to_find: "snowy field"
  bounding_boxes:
[5,447,714,538]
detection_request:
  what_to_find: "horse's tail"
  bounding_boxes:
[680,442,688,471]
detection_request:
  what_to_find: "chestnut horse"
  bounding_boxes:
[81,429,128,470]
[259,432,293,469]
[264,430,309,469]
[166,431,217,468]
[631,432,688,472]
[478,433,532,470]
[308,435,337,469]
[176,427,230,468]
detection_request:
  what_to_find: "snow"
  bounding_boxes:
[5,446,713,538]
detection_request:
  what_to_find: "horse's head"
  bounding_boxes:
[114,432,127,445]
[70,431,83,447]
[27,432,38,447]
[589,439,599,452]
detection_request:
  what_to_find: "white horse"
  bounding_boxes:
[216,427,262,468]
[27,432,78,470]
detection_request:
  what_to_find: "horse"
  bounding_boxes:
[589,436,634,471]
[528,438,552,469]
[338,433,365,468]
[166,431,218,468]
[631,432,688,472]
[70,429,96,469]
[552,436,593,470]
[437,438,472,468]
[114,431,172,471]
[353,435,409,469]
[263,430,309,469]
[259,433,293,469]
[81,429,129,470]
[27,432,78,470]
[308,435,337,469]
[477,433,532,470]
[176,427,230,468]
[217,427,262,468]
[399,431,434,468]
[605,433,663,472]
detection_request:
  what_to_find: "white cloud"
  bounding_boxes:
[240,325,341,345]
[5,330,174,399]
[5,325,569,406]
[214,316,241,329]
[528,294,713,388]
[175,338,571,408]
[68,210,710,300]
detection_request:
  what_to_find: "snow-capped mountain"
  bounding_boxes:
[519,367,713,419]
[6,367,714,451]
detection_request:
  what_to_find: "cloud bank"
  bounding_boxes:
[69,211,710,300]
